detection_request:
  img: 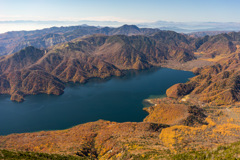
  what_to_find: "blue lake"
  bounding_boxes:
[0,68,194,135]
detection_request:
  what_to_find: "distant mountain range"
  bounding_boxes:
[0,25,160,56]
[1,20,240,34]
[1,23,239,57]
[188,31,232,37]
[139,21,240,33]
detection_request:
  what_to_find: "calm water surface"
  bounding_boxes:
[0,68,194,135]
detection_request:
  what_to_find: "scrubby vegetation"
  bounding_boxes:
[109,141,240,159]
[0,149,85,160]
[1,141,240,160]
[170,141,240,160]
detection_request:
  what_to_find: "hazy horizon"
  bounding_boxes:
[1,0,240,33]
[1,20,240,34]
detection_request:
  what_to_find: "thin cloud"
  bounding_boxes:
[0,15,151,23]
[0,15,44,21]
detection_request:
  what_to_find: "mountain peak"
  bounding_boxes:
[120,24,140,30]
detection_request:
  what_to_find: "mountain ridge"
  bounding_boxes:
[0,25,160,56]
[0,31,195,102]
[2,30,240,102]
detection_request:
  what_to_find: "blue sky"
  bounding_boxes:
[1,0,240,22]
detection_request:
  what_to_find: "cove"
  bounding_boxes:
[0,68,194,135]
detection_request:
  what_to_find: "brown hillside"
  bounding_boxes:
[0,33,196,102]
[143,98,206,126]
[0,120,169,159]
[166,52,240,105]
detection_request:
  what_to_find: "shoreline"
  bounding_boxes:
[142,94,166,108]
[0,68,193,136]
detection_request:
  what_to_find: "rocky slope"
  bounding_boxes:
[166,52,240,105]
[0,46,44,74]
[194,31,240,58]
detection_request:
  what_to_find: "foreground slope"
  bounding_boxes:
[0,120,170,159]
[1,141,240,159]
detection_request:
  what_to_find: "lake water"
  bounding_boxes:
[0,68,194,135]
